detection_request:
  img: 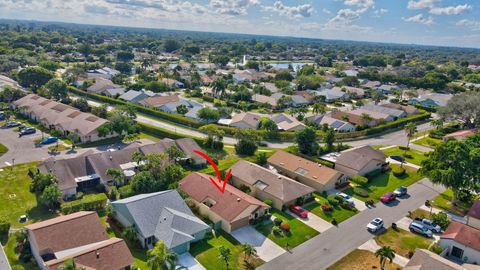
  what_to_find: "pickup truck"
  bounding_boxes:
[414,218,442,233]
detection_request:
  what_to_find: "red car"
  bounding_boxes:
[289,205,308,218]
[381,192,397,203]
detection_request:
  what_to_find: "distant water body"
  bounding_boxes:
[267,62,312,71]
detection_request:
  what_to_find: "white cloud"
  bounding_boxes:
[322,8,332,14]
[344,0,374,9]
[264,1,314,19]
[456,19,480,31]
[84,3,111,14]
[429,4,471,15]
[373,8,388,17]
[403,13,434,25]
[407,0,439,10]
[209,0,259,15]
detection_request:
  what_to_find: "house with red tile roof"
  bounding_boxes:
[179,172,270,233]
[444,129,478,141]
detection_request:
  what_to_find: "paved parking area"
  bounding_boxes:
[285,209,333,233]
[177,252,205,270]
[231,225,285,262]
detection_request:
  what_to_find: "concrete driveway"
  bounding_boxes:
[177,252,205,270]
[231,225,285,262]
[285,209,333,233]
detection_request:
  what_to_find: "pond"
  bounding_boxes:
[266,62,312,71]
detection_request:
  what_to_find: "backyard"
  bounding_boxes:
[375,228,434,258]
[255,209,319,248]
[431,189,474,216]
[327,249,401,270]
[4,232,39,270]
[190,230,264,270]
[304,193,358,223]
[345,165,423,202]
[381,146,428,166]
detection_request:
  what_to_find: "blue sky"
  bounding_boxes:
[0,0,479,48]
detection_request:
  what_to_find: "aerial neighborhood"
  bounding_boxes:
[0,8,480,270]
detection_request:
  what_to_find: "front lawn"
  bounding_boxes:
[432,189,473,217]
[381,146,428,166]
[345,165,423,202]
[0,143,8,157]
[190,230,264,270]
[375,228,433,258]
[255,209,319,249]
[413,136,442,149]
[327,249,400,270]
[304,193,358,223]
[0,162,56,227]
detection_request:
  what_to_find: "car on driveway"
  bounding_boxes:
[381,192,397,203]
[19,127,36,136]
[409,221,433,237]
[289,205,308,218]
[367,218,384,232]
[390,155,405,162]
[394,186,408,197]
[414,218,442,233]
[41,136,58,145]
[5,121,21,128]
[336,192,355,206]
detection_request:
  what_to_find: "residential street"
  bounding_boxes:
[258,178,445,270]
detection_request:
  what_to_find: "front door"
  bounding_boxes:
[451,246,464,259]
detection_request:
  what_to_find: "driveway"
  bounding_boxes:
[231,225,285,262]
[285,209,333,233]
[258,179,445,270]
[177,252,205,270]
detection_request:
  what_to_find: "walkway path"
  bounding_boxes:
[285,209,333,233]
[231,226,285,262]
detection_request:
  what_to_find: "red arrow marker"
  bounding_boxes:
[194,150,232,193]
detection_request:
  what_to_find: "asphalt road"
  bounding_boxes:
[258,179,445,270]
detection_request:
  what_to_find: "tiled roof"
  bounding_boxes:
[441,221,480,251]
[335,145,386,171]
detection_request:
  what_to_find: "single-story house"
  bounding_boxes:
[379,103,420,116]
[409,92,452,108]
[318,115,356,132]
[86,77,119,95]
[139,95,181,109]
[161,78,184,88]
[0,74,22,91]
[440,221,480,265]
[315,88,350,102]
[271,113,305,132]
[13,94,111,143]
[362,104,407,120]
[361,80,381,89]
[25,211,133,270]
[376,84,399,94]
[104,87,126,97]
[333,145,387,177]
[175,138,206,166]
[111,190,210,253]
[229,112,263,129]
[119,89,154,104]
[444,129,478,142]
[87,67,120,80]
[333,86,364,98]
[262,82,280,93]
[252,94,278,108]
[405,249,479,270]
[230,160,315,210]
[344,69,359,77]
[267,151,347,192]
[291,95,310,107]
[179,172,270,233]
[331,109,393,127]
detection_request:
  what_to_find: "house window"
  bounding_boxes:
[451,246,464,259]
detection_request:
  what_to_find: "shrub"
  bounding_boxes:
[263,200,273,207]
[353,187,369,198]
[407,250,415,258]
[60,193,108,214]
[340,202,353,210]
[331,218,338,226]
[429,243,444,254]
[351,175,368,185]
[321,205,333,212]
[431,212,450,230]
[118,185,133,198]
[0,218,10,236]
[392,166,406,177]
[272,226,283,236]
[274,218,283,226]
[75,192,84,200]
[327,194,339,205]
[280,223,291,232]
[403,153,413,159]
[399,146,410,151]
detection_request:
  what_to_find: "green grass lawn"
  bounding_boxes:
[345,165,423,202]
[0,143,8,157]
[375,228,433,258]
[190,230,264,270]
[327,249,400,270]
[304,193,358,223]
[413,136,442,149]
[431,189,473,217]
[0,162,56,227]
[255,209,319,248]
[381,146,428,166]
[4,232,40,270]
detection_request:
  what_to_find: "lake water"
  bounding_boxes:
[267,62,312,71]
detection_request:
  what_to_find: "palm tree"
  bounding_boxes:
[404,122,418,149]
[360,113,373,126]
[106,168,125,187]
[241,243,257,262]
[312,103,326,115]
[147,240,179,270]
[211,78,227,97]
[218,246,232,270]
[375,246,395,270]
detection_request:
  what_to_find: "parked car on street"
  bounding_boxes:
[390,155,405,162]
[409,221,433,237]
[336,192,355,206]
[367,218,384,232]
[19,127,36,136]
[5,121,21,128]
[394,186,408,197]
[41,136,58,145]
[414,218,442,233]
[380,192,397,203]
[289,205,308,218]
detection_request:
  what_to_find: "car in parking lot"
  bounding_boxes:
[414,218,442,233]
[394,186,408,197]
[289,205,308,218]
[367,218,384,232]
[336,192,355,206]
[380,192,397,203]
[19,127,36,136]
[5,121,21,128]
[409,221,433,237]
[40,136,58,145]
[390,155,405,162]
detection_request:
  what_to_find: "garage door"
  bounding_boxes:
[230,217,250,231]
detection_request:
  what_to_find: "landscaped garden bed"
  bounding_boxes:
[304,193,358,223]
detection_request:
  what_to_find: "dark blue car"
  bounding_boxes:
[41,136,58,145]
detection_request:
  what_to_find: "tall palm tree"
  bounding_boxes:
[218,246,232,270]
[375,246,396,270]
[361,113,373,126]
[241,243,257,261]
[211,78,227,97]
[312,103,326,115]
[404,122,418,149]
[106,168,125,187]
[147,240,179,270]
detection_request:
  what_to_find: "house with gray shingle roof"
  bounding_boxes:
[111,190,210,253]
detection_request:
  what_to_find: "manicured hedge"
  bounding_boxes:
[61,193,108,214]
[138,122,205,146]
[69,87,203,128]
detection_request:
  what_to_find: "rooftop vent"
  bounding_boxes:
[237,198,241,202]
[96,252,100,259]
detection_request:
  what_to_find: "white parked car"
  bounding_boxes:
[367,218,384,232]
[337,192,355,206]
